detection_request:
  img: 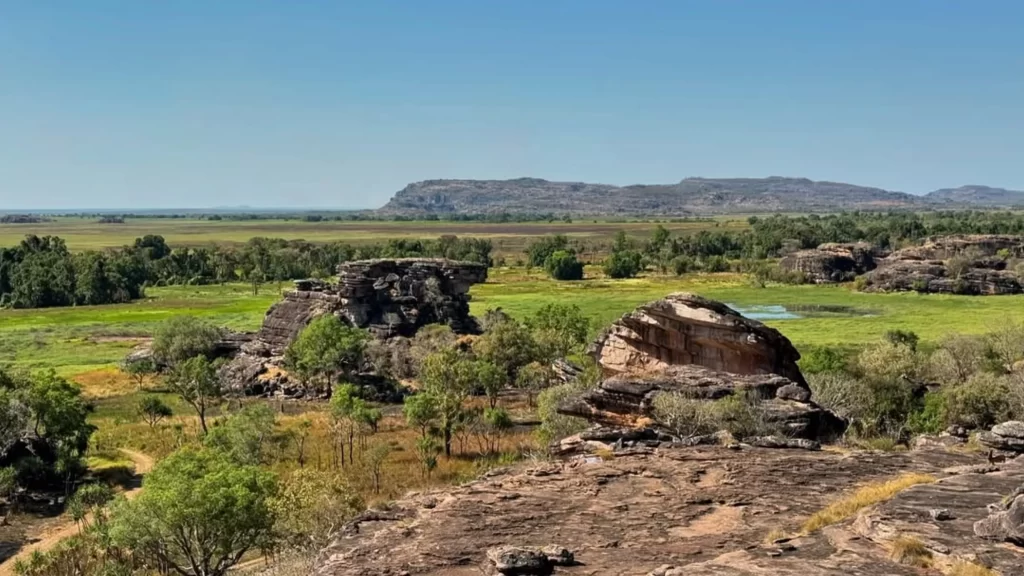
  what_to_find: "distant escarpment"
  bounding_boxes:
[926,185,1024,207]
[378,176,926,216]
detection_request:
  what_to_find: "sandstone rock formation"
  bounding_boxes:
[314,444,1014,576]
[862,234,1024,294]
[778,242,879,283]
[223,258,487,396]
[978,420,1024,453]
[588,293,805,383]
[565,294,845,442]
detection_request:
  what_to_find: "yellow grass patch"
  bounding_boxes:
[888,536,932,568]
[73,367,142,398]
[801,473,936,533]
[946,560,1000,576]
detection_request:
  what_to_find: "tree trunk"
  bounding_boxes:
[443,427,452,458]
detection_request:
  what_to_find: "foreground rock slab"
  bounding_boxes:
[314,446,997,576]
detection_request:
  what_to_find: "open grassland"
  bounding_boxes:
[0,216,749,255]
[473,267,1024,349]
[6,269,1024,389]
[0,284,278,378]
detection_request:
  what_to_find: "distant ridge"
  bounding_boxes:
[925,185,1024,207]
[378,177,1024,216]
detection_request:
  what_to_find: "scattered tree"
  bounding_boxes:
[526,303,590,359]
[475,360,506,408]
[515,361,552,407]
[403,393,440,439]
[414,436,441,478]
[151,315,224,367]
[138,396,172,428]
[420,347,477,457]
[285,315,369,394]
[204,403,277,466]
[166,356,223,434]
[121,356,156,390]
[108,447,278,576]
[364,442,391,494]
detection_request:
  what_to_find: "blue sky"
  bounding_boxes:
[1,1,1022,209]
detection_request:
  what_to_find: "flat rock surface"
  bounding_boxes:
[314,446,1011,576]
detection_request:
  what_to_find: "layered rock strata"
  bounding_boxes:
[565,293,846,443]
[223,258,487,395]
[778,242,879,283]
[862,234,1024,294]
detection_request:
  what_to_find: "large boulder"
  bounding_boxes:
[588,293,805,384]
[978,420,1024,452]
[566,294,845,443]
[779,242,878,283]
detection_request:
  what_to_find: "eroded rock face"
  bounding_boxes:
[223,258,487,396]
[568,294,844,442]
[589,293,805,384]
[862,234,1024,294]
[779,242,879,284]
[978,420,1024,452]
[558,365,845,441]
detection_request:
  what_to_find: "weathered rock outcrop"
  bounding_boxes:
[589,293,805,384]
[314,445,1009,576]
[779,242,879,283]
[862,234,1024,294]
[566,294,845,442]
[223,258,487,395]
[978,420,1024,453]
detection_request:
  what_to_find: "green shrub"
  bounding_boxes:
[943,373,1012,429]
[907,391,946,434]
[671,255,694,275]
[544,250,584,281]
[800,347,848,374]
[603,250,642,279]
[853,275,869,291]
[807,372,874,422]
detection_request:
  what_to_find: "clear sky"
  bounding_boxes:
[1,1,1022,210]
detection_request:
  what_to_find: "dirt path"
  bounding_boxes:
[0,449,154,576]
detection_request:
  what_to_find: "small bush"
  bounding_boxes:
[544,250,584,281]
[801,473,936,533]
[906,391,946,435]
[652,392,781,440]
[852,275,869,291]
[807,372,874,422]
[943,372,1012,429]
[887,536,932,568]
[603,250,642,279]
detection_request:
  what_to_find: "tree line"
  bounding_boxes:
[525,210,1024,281]
[0,234,493,309]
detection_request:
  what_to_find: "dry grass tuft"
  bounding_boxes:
[946,560,1000,576]
[888,536,932,568]
[762,528,789,547]
[801,473,936,533]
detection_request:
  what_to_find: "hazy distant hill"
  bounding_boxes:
[925,185,1024,207]
[378,176,927,216]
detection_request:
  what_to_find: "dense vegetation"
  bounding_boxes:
[0,234,493,309]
